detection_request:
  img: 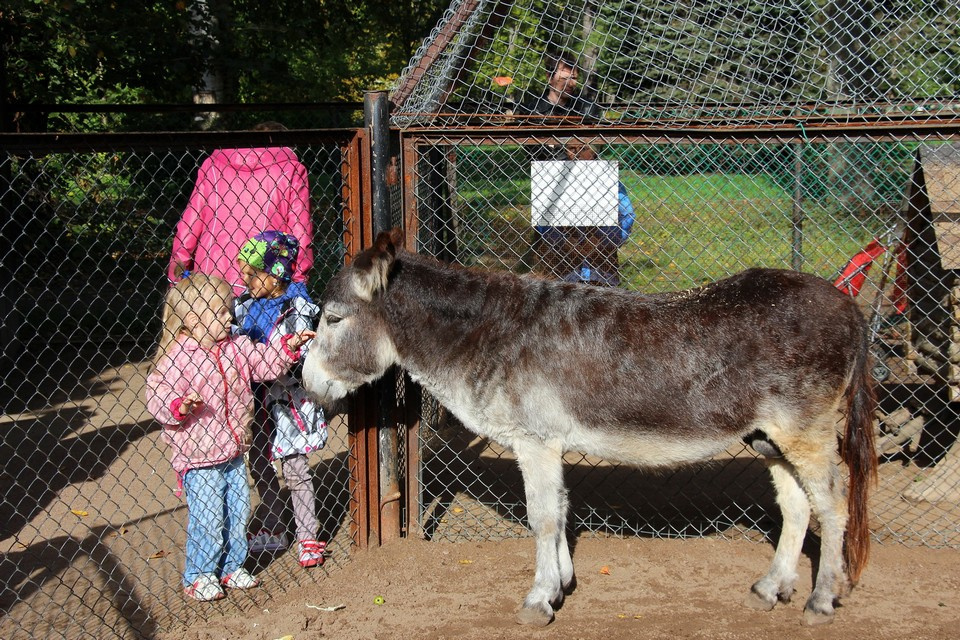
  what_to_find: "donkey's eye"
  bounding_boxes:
[325,314,343,326]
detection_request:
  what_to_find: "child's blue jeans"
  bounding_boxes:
[182,456,250,586]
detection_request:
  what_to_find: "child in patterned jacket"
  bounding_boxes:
[235,231,327,569]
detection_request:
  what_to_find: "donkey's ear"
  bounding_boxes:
[373,227,405,254]
[351,228,402,301]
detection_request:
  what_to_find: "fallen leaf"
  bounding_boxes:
[147,550,167,559]
[599,566,611,575]
[458,559,473,565]
[617,613,627,619]
[71,509,89,517]
[451,507,465,514]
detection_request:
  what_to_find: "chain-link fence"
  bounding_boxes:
[388,0,960,552]
[6,0,960,633]
[0,128,362,639]
[400,129,960,549]
[392,0,960,128]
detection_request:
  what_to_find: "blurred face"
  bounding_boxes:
[549,61,578,99]
[239,262,285,299]
[188,301,233,347]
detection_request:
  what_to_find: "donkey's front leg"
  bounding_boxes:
[514,440,569,626]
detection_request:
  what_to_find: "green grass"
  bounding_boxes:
[455,171,892,292]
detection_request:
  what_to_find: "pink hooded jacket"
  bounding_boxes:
[145,334,301,475]
[168,147,314,290]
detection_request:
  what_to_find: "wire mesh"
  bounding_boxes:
[0,132,358,639]
[405,130,960,549]
[393,0,960,127]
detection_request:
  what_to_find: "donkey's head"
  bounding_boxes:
[302,228,403,405]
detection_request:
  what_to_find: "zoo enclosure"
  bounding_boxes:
[6,0,960,636]
[395,124,960,549]
[384,0,960,548]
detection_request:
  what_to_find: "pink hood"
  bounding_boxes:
[168,147,314,290]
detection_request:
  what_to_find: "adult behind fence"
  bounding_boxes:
[166,121,314,296]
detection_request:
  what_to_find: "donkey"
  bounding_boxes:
[303,228,877,627]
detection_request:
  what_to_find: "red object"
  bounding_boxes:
[834,239,887,297]
[492,76,513,87]
[833,238,909,314]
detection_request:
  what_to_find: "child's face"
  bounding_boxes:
[239,262,285,299]
[187,301,233,346]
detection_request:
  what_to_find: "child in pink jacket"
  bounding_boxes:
[167,126,314,294]
[144,274,314,602]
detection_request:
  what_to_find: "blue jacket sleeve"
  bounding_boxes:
[618,182,635,245]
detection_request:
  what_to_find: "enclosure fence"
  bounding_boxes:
[0,128,367,639]
[7,41,960,640]
[396,126,960,549]
[387,0,960,550]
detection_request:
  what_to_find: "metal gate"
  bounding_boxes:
[0,127,380,639]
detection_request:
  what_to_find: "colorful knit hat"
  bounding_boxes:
[237,230,300,283]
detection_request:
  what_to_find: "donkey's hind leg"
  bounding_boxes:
[791,451,849,626]
[514,440,570,626]
[745,458,810,612]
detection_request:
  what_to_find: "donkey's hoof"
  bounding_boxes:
[516,603,554,626]
[802,608,835,626]
[742,590,776,612]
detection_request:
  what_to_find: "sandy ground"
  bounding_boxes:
[158,535,960,640]
[2,344,960,640]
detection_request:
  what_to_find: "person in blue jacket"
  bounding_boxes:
[519,52,635,286]
[531,140,636,287]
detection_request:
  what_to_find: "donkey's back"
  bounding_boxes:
[480,267,866,468]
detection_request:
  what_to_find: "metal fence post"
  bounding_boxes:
[364,90,402,543]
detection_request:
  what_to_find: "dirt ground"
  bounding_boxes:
[157,535,960,640]
[3,345,960,640]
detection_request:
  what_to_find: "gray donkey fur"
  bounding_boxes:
[303,228,877,627]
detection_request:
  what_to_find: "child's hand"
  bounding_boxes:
[179,391,204,415]
[287,330,316,352]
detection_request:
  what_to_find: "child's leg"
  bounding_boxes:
[282,454,319,542]
[250,384,285,534]
[182,464,227,586]
[221,456,252,577]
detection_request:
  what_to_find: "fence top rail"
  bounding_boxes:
[0,129,361,153]
[397,117,960,145]
[7,102,363,114]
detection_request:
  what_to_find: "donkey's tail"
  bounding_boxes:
[842,319,878,585]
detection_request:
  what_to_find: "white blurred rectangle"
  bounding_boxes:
[531,160,618,227]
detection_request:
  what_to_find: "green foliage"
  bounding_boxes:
[3,0,449,131]
[3,0,197,128]
[452,0,960,116]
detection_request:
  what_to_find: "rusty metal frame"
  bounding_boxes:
[391,0,484,110]
[395,116,960,144]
